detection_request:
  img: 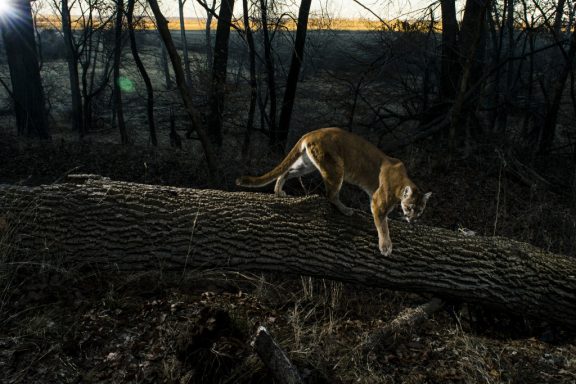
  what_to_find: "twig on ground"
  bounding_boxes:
[251,326,303,384]
[363,297,444,353]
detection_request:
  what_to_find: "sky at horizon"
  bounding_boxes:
[161,0,437,20]
[32,0,448,20]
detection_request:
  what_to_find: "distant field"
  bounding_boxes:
[35,15,437,31]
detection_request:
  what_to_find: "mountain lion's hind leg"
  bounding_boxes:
[306,146,353,216]
[274,174,288,197]
[274,152,316,197]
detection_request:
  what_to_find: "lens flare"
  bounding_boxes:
[118,77,135,92]
[0,1,12,17]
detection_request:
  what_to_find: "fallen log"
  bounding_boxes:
[0,175,575,327]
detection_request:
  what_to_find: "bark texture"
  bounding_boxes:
[1,176,575,328]
[252,327,303,384]
[277,0,312,147]
[363,298,444,352]
[207,0,235,146]
[0,0,49,138]
[148,0,217,176]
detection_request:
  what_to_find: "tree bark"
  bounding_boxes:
[61,0,84,137]
[252,327,303,384]
[204,0,216,69]
[539,16,576,154]
[148,0,218,177]
[363,298,444,352]
[277,0,312,149]
[207,0,235,147]
[241,0,258,158]
[0,0,49,138]
[159,38,173,89]
[178,0,193,87]
[127,0,158,146]
[439,0,460,100]
[260,0,278,142]
[1,176,575,328]
[113,0,128,144]
[448,0,491,151]
[495,0,516,135]
[0,176,576,328]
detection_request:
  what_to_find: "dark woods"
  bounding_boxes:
[1,0,576,192]
[2,2,576,383]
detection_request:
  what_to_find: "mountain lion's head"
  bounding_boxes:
[400,186,431,223]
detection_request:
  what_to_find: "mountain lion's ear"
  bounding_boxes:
[423,192,432,202]
[402,186,412,198]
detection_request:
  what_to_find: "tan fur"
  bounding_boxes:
[236,127,431,255]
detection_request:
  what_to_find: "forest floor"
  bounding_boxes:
[1,131,576,383]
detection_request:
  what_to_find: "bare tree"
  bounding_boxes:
[127,0,157,146]
[75,0,115,134]
[207,0,236,146]
[148,0,218,177]
[241,0,258,157]
[448,0,492,151]
[0,0,49,138]
[61,0,84,136]
[276,0,312,149]
[539,20,576,154]
[203,0,216,69]
[439,0,459,100]
[260,0,278,142]
[494,0,517,135]
[158,38,173,89]
[178,0,193,86]
[112,0,128,144]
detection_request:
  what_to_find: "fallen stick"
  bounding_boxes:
[251,326,303,384]
[364,297,445,352]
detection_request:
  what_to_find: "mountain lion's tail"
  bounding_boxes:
[236,139,305,188]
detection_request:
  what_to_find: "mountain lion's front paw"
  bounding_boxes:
[379,240,393,256]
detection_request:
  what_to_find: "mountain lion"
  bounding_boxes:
[236,127,431,255]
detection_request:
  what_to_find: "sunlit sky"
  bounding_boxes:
[32,0,446,20]
[162,0,437,19]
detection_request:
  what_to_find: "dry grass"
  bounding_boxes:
[1,40,576,381]
[0,245,575,383]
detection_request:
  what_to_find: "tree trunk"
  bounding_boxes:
[1,175,575,328]
[113,0,128,144]
[127,0,157,146]
[448,0,491,151]
[207,0,235,147]
[148,0,218,177]
[439,0,460,100]
[178,0,193,87]
[204,0,216,69]
[538,3,576,154]
[260,0,278,142]
[0,0,49,139]
[159,38,173,89]
[61,0,84,137]
[495,0,516,135]
[538,33,576,154]
[241,0,258,158]
[277,0,312,149]
[553,0,567,38]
